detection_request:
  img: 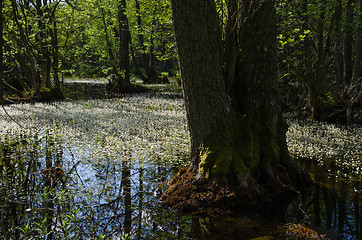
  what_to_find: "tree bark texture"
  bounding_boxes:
[117,0,131,90]
[335,0,344,86]
[228,0,298,187]
[344,0,355,84]
[0,0,3,102]
[10,0,41,96]
[36,0,51,88]
[168,0,308,203]
[99,2,116,65]
[52,11,60,88]
[145,7,159,82]
[134,0,156,83]
[171,0,230,175]
[348,0,362,122]
[352,0,362,86]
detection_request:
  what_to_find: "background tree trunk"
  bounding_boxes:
[344,0,355,84]
[347,0,362,123]
[302,0,317,118]
[134,0,155,83]
[352,0,362,85]
[335,0,344,86]
[145,7,159,82]
[10,0,41,97]
[0,0,3,102]
[36,0,51,88]
[51,9,60,88]
[116,0,131,91]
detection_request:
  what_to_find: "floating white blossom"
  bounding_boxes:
[0,94,190,167]
[286,116,361,175]
[1,96,360,176]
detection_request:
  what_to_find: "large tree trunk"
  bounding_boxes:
[171,0,230,173]
[162,0,309,210]
[234,0,293,179]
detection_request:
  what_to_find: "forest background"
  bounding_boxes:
[0,0,361,124]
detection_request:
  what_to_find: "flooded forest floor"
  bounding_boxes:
[0,79,361,239]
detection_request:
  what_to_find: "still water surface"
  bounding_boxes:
[0,136,360,239]
[0,95,360,239]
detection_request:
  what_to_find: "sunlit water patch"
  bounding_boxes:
[0,94,361,239]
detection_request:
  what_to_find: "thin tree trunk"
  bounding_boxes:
[302,0,316,117]
[134,0,145,55]
[335,0,344,86]
[97,0,119,83]
[0,0,3,102]
[50,0,60,88]
[145,7,158,82]
[347,0,362,123]
[10,0,41,97]
[52,14,60,88]
[116,0,131,91]
[344,0,355,84]
[352,0,362,86]
[309,1,326,119]
[99,1,116,64]
[134,0,152,82]
[36,0,51,88]
[130,43,148,82]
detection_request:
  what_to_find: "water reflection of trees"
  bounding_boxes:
[1,131,359,239]
[294,158,361,239]
[0,131,63,239]
[187,158,361,239]
[0,131,190,239]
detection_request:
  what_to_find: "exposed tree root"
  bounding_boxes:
[160,165,311,215]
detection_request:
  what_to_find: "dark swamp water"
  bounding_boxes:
[0,93,361,239]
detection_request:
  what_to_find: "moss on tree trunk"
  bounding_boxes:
[162,0,311,212]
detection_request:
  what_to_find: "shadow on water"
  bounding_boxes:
[0,131,360,239]
[290,157,361,240]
